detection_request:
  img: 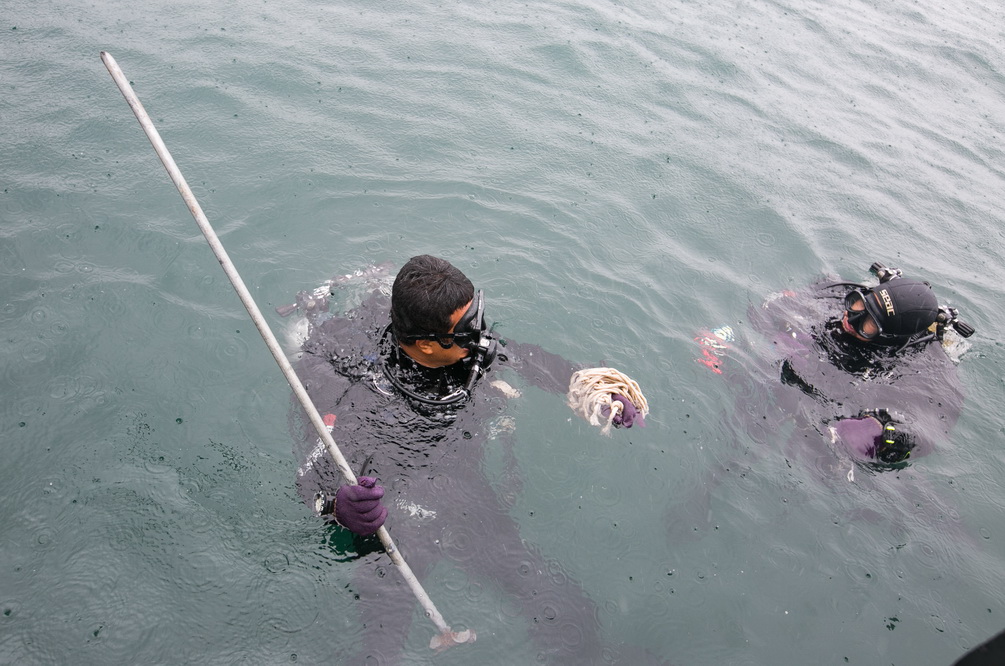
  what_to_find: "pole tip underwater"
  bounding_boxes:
[429,628,477,651]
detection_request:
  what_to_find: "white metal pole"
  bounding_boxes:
[100,51,473,651]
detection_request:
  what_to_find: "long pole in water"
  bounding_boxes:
[100,51,473,652]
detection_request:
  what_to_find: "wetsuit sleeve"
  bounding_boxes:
[293,350,393,512]
[500,340,580,394]
[745,289,815,358]
[289,351,351,512]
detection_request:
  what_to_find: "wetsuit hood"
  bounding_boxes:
[867,279,939,340]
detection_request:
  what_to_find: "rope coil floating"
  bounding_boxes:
[567,367,649,435]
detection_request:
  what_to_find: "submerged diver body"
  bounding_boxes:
[674,262,974,540]
[751,262,974,467]
[287,255,654,665]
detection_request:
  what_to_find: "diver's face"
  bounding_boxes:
[842,291,880,342]
[406,300,473,368]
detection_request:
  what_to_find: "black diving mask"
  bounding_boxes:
[843,289,883,340]
[405,290,488,351]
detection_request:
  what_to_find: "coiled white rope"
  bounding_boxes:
[567,367,649,435]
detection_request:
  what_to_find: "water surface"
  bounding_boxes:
[3,0,1004,663]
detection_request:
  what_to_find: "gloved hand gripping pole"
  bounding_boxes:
[100,51,474,652]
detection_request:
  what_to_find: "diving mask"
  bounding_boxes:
[843,289,883,340]
[404,290,489,351]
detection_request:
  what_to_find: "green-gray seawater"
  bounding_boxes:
[3,1,1005,663]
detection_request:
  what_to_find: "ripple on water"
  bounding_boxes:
[248,567,321,635]
[439,562,470,594]
[439,523,478,564]
[586,480,624,508]
[97,287,127,319]
[149,298,187,334]
[48,373,102,402]
[216,334,251,363]
[525,585,593,655]
[588,514,637,562]
[463,578,485,605]
[0,599,23,637]
[172,546,233,597]
[263,551,290,574]
[20,339,49,364]
[909,531,967,577]
[29,306,49,325]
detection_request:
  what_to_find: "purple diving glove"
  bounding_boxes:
[334,476,387,536]
[611,394,644,428]
[832,416,883,460]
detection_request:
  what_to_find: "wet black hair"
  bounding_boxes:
[390,255,474,341]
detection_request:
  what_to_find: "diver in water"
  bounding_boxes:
[758,262,974,466]
[675,261,975,542]
[288,255,654,665]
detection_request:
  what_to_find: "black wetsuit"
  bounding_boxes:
[744,281,964,460]
[290,290,613,664]
[670,281,967,543]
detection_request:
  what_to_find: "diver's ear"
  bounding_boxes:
[413,339,437,356]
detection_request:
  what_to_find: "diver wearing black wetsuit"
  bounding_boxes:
[752,262,974,465]
[672,262,975,544]
[289,255,653,665]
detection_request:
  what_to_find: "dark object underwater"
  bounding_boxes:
[953,627,1005,666]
